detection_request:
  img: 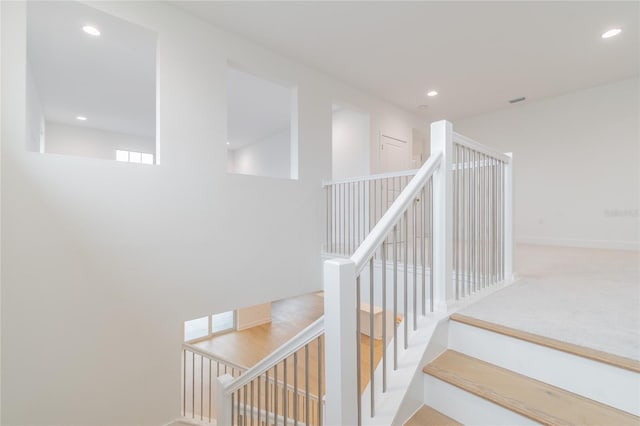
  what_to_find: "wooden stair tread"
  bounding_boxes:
[424,350,639,426]
[450,313,640,373]
[404,405,461,426]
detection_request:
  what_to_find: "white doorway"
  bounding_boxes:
[332,104,370,180]
[380,134,411,173]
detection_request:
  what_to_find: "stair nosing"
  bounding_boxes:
[450,313,640,373]
[424,350,639,426]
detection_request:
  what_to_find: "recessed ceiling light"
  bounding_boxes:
[226,141,230,145]
[82,25,101,36]
[601,28,622,39]
[427,90,438,97]
[76,116,87,121]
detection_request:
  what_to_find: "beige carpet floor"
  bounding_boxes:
[459,244,640,361]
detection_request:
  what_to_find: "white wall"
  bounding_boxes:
[228,129,291,179]
[236,302,271,330]
[332,107,370,179]
[25,59,44,153]
[455,77,639,250]
[45,121,155,161]
[0,2,425,425]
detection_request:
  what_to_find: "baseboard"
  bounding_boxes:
[236,318,271,331]
[516,236,639,251]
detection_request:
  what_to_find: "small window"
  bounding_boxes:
[212,311,235,334]
[184,310,236,342]
[184,316,209,342]
[226,66,298,179]
[116,150,154,165]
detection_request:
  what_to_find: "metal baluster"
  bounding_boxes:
[357,181,361,249]
[453,145,459,299]
[501,160,505,280]
[183,350,186,416]
[429,179,434,312]
[192,352,195,418]
[369,180,373,234]
[369,258,375,417]
[470,150,475,294]
[490,159,496,284]
[381,240,387,392]
[481,154,485,289]
[461,147,467,297]
[380,179,384,257]
[413,195,417,331]
[356,276,362,425]
[273,365,278,426]
[317,336,323,426]
[373,178,377,234]
[265,370,269,426]
[496,158,500,283]
[283,359,288,426]
[421,185,426,316]
[250,380,254,426]
[293,352,298,426]
[258,375,262,426]
[403,209,408,349]
[393,224,398,370]
[305,345,310,426]
[243,384,248,426]
[348,183,352,255]
[467,147,472,296]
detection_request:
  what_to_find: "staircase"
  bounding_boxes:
[405,314,640,425]
[178,119,638,426]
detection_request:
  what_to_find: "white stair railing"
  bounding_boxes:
[323,169,419,257]
[323,120,513,425]
[181,344,247,422]
[182,120,513,426]
[213,318,325,426]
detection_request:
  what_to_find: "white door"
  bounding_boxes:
[380,134,411,173]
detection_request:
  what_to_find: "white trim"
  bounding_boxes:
[452,132,511,163]
[516,236,640,251]
[235,318,271,331]
[322,168,418,187]
[182,343,247,372]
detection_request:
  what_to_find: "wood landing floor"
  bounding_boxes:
[194,291,384,393]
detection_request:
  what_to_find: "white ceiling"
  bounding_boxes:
[227,67,293,149]
[27,1,156,137]
[172,1,639,121]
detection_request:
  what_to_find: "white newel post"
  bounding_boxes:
[430,120,454,311]
[213,374,234,426]
[504,152,514,280]
[323,258,358,426]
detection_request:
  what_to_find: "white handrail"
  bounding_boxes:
[322,168,419,187]
[223,316,324,395]
[182,343,247,372]
[350,151,443,273]
[452,132,511,163]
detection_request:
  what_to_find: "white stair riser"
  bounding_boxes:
[423,375,538,425]
[449,321,640,415]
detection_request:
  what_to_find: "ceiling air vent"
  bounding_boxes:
[509,97,526,104]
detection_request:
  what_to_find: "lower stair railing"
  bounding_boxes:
[181,344,247,422]
[213,317,325,426]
